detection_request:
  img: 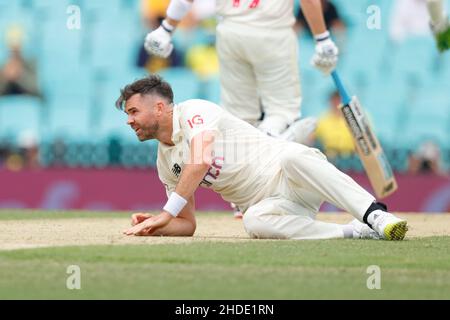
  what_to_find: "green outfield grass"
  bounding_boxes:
[0,210,449,299]
[0,209,133,220]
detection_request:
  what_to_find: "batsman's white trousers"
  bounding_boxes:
[242,145,376,240]
[216,22,302,135]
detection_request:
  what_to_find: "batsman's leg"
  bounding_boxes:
[216,24,261,126]
[251,28,303,136]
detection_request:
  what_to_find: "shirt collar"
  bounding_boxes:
[171,104,183,144]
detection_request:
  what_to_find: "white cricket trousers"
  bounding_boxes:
[216,22,302,135]
[242,145,376,240]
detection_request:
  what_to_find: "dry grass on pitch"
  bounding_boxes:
[0,212,448,250]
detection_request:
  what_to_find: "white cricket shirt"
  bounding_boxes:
[215,0,295,29]
[157,99,289,211]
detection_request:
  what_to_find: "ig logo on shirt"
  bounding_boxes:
[187,115,204,128]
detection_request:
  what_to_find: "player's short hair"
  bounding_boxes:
[115,74,174,110]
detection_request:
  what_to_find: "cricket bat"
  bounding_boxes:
[331,71,397,198]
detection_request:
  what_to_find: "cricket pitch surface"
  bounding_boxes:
[0,213,448,250]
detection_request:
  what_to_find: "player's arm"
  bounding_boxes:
[144,0,194,58]
[151,195,196,236]
[127,195,196,236]
[301,0,339,75]
[300,0,327,35]
[124,130,216,236]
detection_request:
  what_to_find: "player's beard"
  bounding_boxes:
[136,121,159,141]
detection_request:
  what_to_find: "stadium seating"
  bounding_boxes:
[158,68,203,103]
[0,0,449,169]
[0,96,42,142]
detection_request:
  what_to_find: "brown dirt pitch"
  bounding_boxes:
[0,213,449,250]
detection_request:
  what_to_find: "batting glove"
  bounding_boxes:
[144,20,174,58]
[311,31,339,75]
[431,19,450,52]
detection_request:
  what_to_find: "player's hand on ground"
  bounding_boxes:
[124,211,173,236]
[311,37,339,75]
[131,213,153,226]
[144,24,174,58]
[124,216,157,236]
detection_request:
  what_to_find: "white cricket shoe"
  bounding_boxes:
[279,117,317,145]
[370,210,408,241]
[350,219,381,240]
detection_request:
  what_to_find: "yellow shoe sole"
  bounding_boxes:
[384,221,408,240]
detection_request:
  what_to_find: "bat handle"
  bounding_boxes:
[331,71,351,105]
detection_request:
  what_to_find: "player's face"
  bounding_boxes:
[125,94,160,141]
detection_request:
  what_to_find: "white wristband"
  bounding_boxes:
[163,192,188,217]
[166,0,192,21]
[314,30,330,42]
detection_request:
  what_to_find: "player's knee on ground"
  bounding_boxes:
[242,210,288,239]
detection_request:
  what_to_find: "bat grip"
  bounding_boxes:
[331,71,351,105]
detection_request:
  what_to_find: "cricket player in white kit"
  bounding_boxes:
[144,0,339,139]
[119,75,408,240]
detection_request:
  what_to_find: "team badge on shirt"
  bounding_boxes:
[172,163,182,177]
